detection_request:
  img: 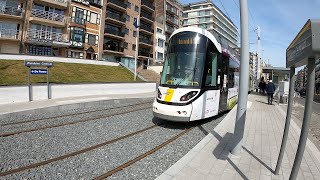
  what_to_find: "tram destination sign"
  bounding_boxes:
[286,19,320,68]
[25,60,54,67]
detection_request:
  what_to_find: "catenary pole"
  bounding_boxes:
[289,58,315,179]
[134,17,139,81]
[275,67,295,174]
[231,0,250,155]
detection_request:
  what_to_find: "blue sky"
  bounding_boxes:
[180,0,320,67]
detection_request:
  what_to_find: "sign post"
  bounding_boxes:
[275,19,320,179]
[25,60,54,101]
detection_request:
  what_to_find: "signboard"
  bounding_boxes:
[286,19,320,68]
[25,61,54,67]
[30,69,48,75]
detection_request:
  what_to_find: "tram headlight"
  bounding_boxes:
[157,89,162,99]
[180,91,198,101]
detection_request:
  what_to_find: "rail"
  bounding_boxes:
[141,0,155,10]
[28,29,68,42]
[31,9,65,22]
[140,24,154,33]
[104,28,125,37]
[139,38,153,45]
[103,44,124,52]
[0,29,20,39]
[140,11,154,21]
[106,12,126,22]
[108,0,126,9]
[0,6,22,16]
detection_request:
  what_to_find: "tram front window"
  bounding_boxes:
[161,32,207,87]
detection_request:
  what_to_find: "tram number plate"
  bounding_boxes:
[164,89,174,102]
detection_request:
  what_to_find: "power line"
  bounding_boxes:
[231,0,257,36]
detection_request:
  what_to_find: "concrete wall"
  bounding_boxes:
[0,54,119,66]
[0,83,156,105]
[148,66,163,74]
[0,42,20,54]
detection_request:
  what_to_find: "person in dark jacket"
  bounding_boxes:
[266,80,276,105]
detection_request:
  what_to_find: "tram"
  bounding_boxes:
[153,27,240,122]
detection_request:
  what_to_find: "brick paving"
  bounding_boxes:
[157,94,320,180]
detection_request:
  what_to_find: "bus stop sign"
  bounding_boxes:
[286,19,320,68]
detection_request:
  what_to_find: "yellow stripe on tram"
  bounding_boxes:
[164,89,174,102]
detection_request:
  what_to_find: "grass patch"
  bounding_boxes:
[0,60,142,85]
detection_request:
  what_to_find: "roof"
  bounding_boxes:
[262,67,290,74]
[170,27,222,53]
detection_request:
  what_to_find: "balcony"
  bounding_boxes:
[27,29,70,47]
[140,24,154,34]
[88,0,102,8]
[141,0,155,12]
[30,9,66,27]
[140,11,154,23]
[139,38,153,46]
[107,0,126,12]
[106,12,126,25]
[0,29,20,41]
[0,7,22,19]
[166,16,179,26]
[103,44,124,55]
[104,28,125,39]
[166,7,178,16]
[165,26,175,34]
[138,51,153,58]
[34,0,68,9]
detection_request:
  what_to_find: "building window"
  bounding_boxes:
[135,5,139,12]
[157,28,162,33]
[132,44,136,50]
[68,51,84,59]
[86,34,98,45]
[28,45,52,56]
[125,14,130,22]
[158,39,164,47]
[87,11,100,24]
[157,52,164,61]
[124,42,128,49]
[133,31,136,37]
[124,28,129,35]
[127,2,131,8]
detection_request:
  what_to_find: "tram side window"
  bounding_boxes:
[228,60,239,88]
[205,52,217,86]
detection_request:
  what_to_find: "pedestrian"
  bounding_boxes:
[258,77,265,94]
[265,79,276,105]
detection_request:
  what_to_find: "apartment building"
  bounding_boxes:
[0,0,25,54]
[154,0,183,62]
[183,0,238,49]
[101,0,155,68]
[21,0,70,56]
[68,0,103,60]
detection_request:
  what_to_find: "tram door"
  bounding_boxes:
[218,54,229,112]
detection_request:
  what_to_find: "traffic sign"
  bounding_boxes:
[30,69,48,75]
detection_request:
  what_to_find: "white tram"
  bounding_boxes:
[153,27,240,122]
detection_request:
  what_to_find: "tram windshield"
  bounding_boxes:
[160,32,209,87]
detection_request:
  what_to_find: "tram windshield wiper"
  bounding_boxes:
[173,58,198,89]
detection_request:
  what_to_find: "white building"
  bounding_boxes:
[183,0,238,49]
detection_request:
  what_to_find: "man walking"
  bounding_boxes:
[266,79,276,105]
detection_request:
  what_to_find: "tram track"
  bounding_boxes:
[94,127,195,179]
[0,123,161,177]
[0,103,152,137]
[0,101,153,127]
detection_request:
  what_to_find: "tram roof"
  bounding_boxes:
[170,27,222,53]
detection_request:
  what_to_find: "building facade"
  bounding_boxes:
[68,0,103,60]
[154,0,183,63]
[183,0,238,49]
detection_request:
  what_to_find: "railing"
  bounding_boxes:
[165,26,175,33]
[141,0,155,10]
[0,29,20,39]
[166,6,178,15]
[140,24,154,33]
[71,17,85,25]
[104,28,125,37]
[88,0,102,7]
[103,44,124,52]
[0,7,22,16]
[166,16,178,25]
[108,0,126,9]
[53,0,68,4]
[138,51,153,58]
[31,9,65,23]
[139,38,153,45]
[140,11,154,21]
[28,29,68,42]
[106,12,126,23]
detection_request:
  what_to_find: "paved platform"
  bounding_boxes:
[157,94,320,180]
